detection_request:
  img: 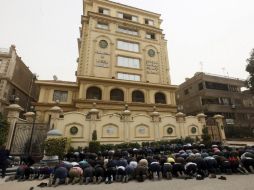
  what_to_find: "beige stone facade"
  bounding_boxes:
[33,0,216,147]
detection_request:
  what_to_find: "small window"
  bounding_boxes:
[146,32,155,39]
[86,87,102,100]
[118,12,138,22]
[145,19,154,26]
[167,127,173,135]
[117,73,140,81]
[117,56,140,69]
[118,26,138,36]
[184,89,189,95]
[132,90,145,102]
[96,22,109,30]
[191,127,197,134]
[198,82,203,90]
[110,89,124,101]
[70,126,78,135]
[155,92,166,104]
[98,7,109,15]
[53,90,68,102]
[117,40,139,52]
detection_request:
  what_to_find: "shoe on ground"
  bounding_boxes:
[209,174,216,179]
[218,176,227,180]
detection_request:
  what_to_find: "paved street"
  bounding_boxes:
[0,175,253,190]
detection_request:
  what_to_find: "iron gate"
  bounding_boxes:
[10,122,49,157]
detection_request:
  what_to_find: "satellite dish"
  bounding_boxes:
[53,75,58,81]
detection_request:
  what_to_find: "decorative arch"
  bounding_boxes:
[64,122,84,137]
[94,35,113,44]
[188,125,199,135]
[163,124,176,137]
[102,123,119,138]
[132,90,145,103]
[110,88,124,101]
[155,92,166,104]
[135,124,150,137]
[86,86,102,100]
[144,45,159,53]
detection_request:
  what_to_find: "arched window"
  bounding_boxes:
[110,89,124,101]
[132,90,144,103]
[86,87,102,100]
[155,92,166,104]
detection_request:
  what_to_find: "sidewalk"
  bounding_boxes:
[0,175,254,190]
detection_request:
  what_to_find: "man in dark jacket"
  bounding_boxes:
[0,145,10,178]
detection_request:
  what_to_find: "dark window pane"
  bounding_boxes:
[86,87,102,100]
[155,92,166,104]
[110,89,124,101]
[132,90,144,102]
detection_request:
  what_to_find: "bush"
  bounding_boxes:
[89,141,101,153]
[201,127,212,145]
[184,137,195,144]
[43,137,70,160]
[100,144,114,151]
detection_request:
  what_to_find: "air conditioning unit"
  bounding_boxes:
[231,104,236,109]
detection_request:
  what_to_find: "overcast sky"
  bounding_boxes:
[1,0,253,85]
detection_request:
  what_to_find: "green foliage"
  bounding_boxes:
[100,144,114,151]
[141,142,150,147]
[89,141,101,153]
[92,130,97,141]
[0,113,9,146]
[43,137,70,160]
[201,127,212,145]
[184,136,195,144]
[246,49,254,91]
[115,142,141,149]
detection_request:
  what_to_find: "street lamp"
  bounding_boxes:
[27,105,36,156]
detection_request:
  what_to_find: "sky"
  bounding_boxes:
[0,0,254,85]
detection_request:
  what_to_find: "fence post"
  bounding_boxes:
[151,106,161,141]
[213,114,226,142]
[5,104,24,149]
[122,104,132,142]
[175,112,186,139]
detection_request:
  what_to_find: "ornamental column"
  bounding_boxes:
[122,104,132,142]
[5,103,24,149]
[196,113,207,137]
[88,102,100,141]
[150,106,161,141]
[213,114,226,142]
[49,106,62,130]
[175,112,186,139]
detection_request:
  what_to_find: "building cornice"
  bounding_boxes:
[35,80,78,88]
[83,12,163,33]
[93,0,161,18]
[77,76,178,90]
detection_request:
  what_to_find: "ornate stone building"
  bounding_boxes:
[35,0,177,122]
[0,45,38,116]
[33,0,224,147]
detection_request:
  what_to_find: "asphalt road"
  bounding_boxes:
[0,175,253,190]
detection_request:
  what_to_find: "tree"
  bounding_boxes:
[246,49,254,91]
[92,130,97,141]
[0,113,9,146]
[201,127,212,145]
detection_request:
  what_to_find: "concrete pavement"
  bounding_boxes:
[0,175,253,190]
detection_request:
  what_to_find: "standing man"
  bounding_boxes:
[0,145,10,178]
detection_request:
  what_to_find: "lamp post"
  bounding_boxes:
[27,105,36,156]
